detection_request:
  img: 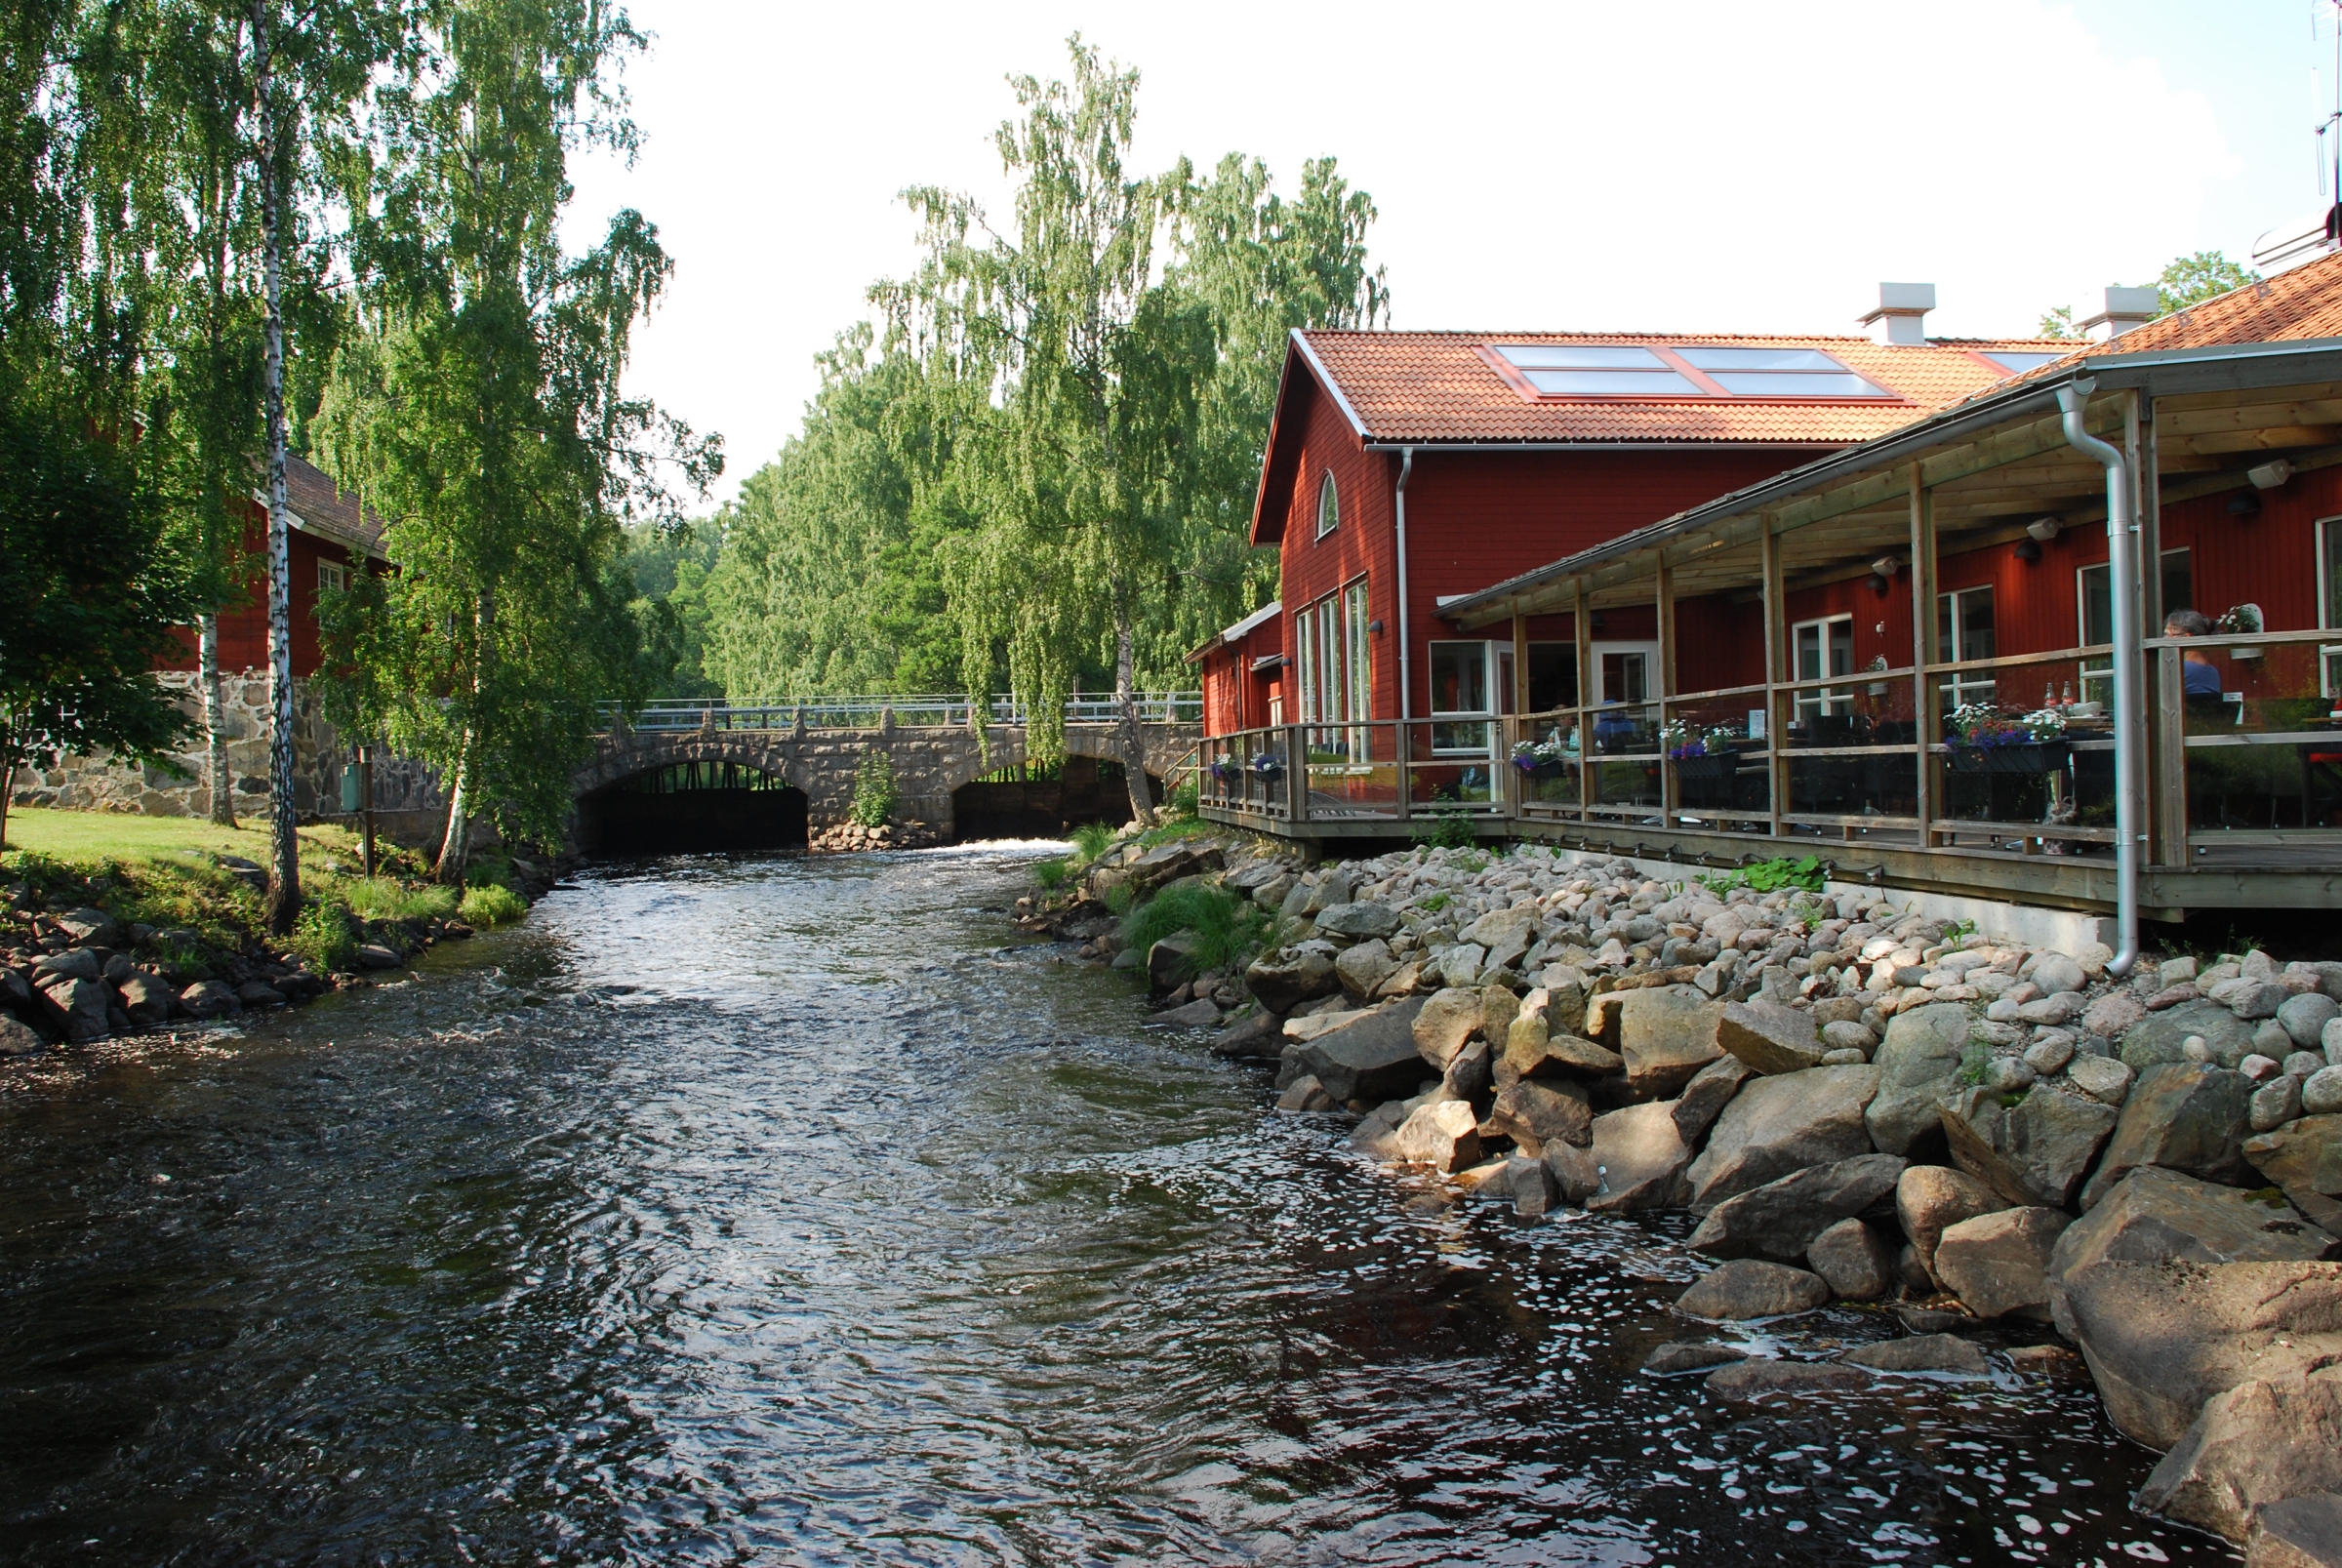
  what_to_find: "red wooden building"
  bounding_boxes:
[1193,290,2073,742]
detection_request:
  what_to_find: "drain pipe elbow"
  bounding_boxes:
[2055,380,2141,978]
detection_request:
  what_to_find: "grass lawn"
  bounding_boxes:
[1,807,365,874]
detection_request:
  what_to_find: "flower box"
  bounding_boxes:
[1949,740,2071,776]
[1671,753,1738,782]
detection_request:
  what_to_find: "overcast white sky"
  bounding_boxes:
[566,0,2337,507]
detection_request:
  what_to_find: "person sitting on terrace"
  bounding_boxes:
[2164,609,2224,698]
[1593,703,1636,752]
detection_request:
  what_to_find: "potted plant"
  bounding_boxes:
[1660,720,1740,781]
[2217,602,2264,660]
[1248,751,1285,783]
[1509,735,1572,780]
[1944,701,2070,775]
[1206,754,1242,786]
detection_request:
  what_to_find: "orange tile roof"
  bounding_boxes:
[1297,329,2070,446]
[1999,247,2342,379]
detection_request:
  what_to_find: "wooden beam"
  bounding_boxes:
[1656,560,1676,828]
[1909,465,1937,847]
[1573,579,1594,824]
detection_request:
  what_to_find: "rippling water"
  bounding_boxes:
[0,847,2237,1565]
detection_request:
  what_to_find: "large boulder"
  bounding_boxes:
[2125,998,2258,1070]
[2049,1260,2342,1449]
[115,972,176,1029]
[0,1014,44,1056]
[1716,1000,1825,1075]
[1543,1140,1601,1204]
[1293,997,1431,1105]
[2249,1494,2342,1568]
[1676,1258,1833,1319]
[1684,1065,1880,1215]
[1671,1055,1755,1148]
[1940,1083,2120,1209]
[1933,1206,2071,1320]
[1412,987,1485,1070]
[39,977,110,1042]
[2135,1371,2342,1544]
[1897,1164,2010,1283]
[1147,935,1198,991]
[1807,1218,1897,1301]
[1703,1359,1875,1399]
[2245,1115,2342,1234]
[1486,1079,1594,1155]
[1459,906,1539,970]
[178,980,239,1019]
[1686,1153,1906,1261]
[1246,950,1337,1015]
[2051,1166,2339,1278]
[1393,1100,1482,1173]
[2080,1062,2256,1209]
[1334,939,1396,1000]
[1315,902,1400,942]
[52,906,119,945]
[1615,986,1724,1101]
[1586,1102,1694,1214]
[1865,1004,1971,1156]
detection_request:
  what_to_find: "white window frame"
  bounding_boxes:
[1591,640,1660,706]
[1315,470,1339,539]
[1428,639,1495,756]
[2320,517,2342,698]
[1937,583,1996,708]
[1791,614,1854,718]
[318,558,347,594]
[2080,548,2194,706]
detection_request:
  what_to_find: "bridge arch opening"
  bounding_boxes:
[952,755,1157,842]
[578,760,807,856]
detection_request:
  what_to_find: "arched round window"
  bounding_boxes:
[1315,470,1339,538]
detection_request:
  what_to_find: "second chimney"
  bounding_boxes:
[2079,286,2160,341]
[1860,282,1936,345]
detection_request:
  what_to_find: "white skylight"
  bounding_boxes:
[1489,344,1703,397]
[1673,345,1890,397]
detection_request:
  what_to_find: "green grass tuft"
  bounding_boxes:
[1408,803,1479,851]
[1119,881,1272,977]
[1032,857,1070,891]
[459,883,528,927]
[343,876,458,923]
[1069,823,1116,864]
[288,895,357,974]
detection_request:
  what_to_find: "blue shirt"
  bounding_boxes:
[2182,659,2222,698]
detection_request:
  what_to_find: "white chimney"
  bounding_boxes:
[2078,286,2160,341]
[1859,282,1935,345]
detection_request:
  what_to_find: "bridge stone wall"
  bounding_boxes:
[575,720,1200,839]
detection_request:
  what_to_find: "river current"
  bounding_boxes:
[0,846,2235,1565]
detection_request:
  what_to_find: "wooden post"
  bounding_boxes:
[1574,579,1594,824]
[1760,517,1785,839]
[1284,722,1309,824]
[2136,395,2162,634]
[2154,645,2188,865]
[1512,609,1529,715]
[1908,464,1937,846]
[361,743,377,878]
[1656,559,1676,828]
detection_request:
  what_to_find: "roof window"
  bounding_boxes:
[1489,343,1703,397]
[1673,345,1890,397]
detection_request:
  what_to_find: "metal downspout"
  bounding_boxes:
[2056,380,2141,977]
[1395,447,1415,722]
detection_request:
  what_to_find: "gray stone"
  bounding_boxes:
[2050,1166,2337,1278]
[1685,1065,1880,1214]
[1246,949,1338,1015]
[2283,992,2342,1049]
[1274,1075,1336,1112]
[51,906,119,946]
[1703,1359,1874,1399]
[1150,997,1221,1027]
[2248,1494,2342,1568]
[1898,1164,2010,1282]
[1543,1140,1601,1204]
[1300,865,1353,912]
[1687,1153,1907,1261]
[32,948,100,983]
[1641,1341,1749,1377]
[1334,939,1396,1000]
[178,980,239,1019]
[1615,986,1725,1100]
[1940,1083,2120,1209]
[2243,1115,2342,1235]
[1587,1101,1694,1214]
[2287,1051,2328,1081]
[2028,952,2087,995]
[2049,1260,2342,1449]
[2126,999,2259,1070]
[1208,1011,1282,1060]
[2082,1062,2257,1208]
[1443,1038,1492,1103]
[2307,1065,2342,1116]
[1293,996,1431,1105]
[115,973,176,1028]
[2024,1034,2077,1075]
[2255,1076,2307,1133]
[1254,872,1297,910]
[2136,1372,2342,1545]
[2018,992,2085,1026]
[0,1014,44,1055]
[235,981,286,1008]
[1716,999,1824,1075]
[1676,1258,1833,1319]
[1315,902,1400,942]
[1411,987,1484,1069]
[2231,983,2293,1022]
[2244,1053,2286,1083]
[1505,1025,1624,1083]
[1865,1003,1972,1156]
[1671,1055,1755,1148]
[1435,943,1488,989]
[1934,1206,2072,1319]
[1487,1078,1594,1155]
[1507,1154,1556,1217]
[40,977,110,1041]
[2084,992,2148,1039]
[2069,1053,2136,1106]
[1392,1100,1481,1173]
[1807,1217,1896,1300]
[1822,1020,1878,1055]
[1984,1056,2038,1095]
[1147,936,1197,991]
[1459,906,1539,970]
[1840,1333,1992,1377]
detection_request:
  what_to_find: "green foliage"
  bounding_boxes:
[1135,816,1216,850]
[458,882,527,927]
[1104,882,1134,916]
[1164,776,1199,820]
[1956,1045,1990,1088]
[1408,803,1479,851]
[1069,822,1117,864]
[2158,251,2256,314]
[1700,855,1826,896]
[343,875,458,923]
[1418,891,1451,913]
[1119,880,1270,976]
[1945,917,1979,944]
[2245,1186,2288,1209]
[289,894,357,973]
[616,519,721,699]
[1031,856,1070,891]
[2038,304,2076,341]
[849,747,899,828]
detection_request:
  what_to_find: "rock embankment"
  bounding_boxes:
[1036,830,2342,1561]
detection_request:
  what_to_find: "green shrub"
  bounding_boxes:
[343,876,458,923]
[1135,816,1216,850]
[1032,857,1070,891]
[1699,855,1826,897]
[1069,823,1116,864]
[1164,777,1199,819]
[289,895,357,973]
[1119,881,1271,976]
[850,748,898,828]
[1409,803,1479,851]
[1103,882,1135,916]
[459,883,528,927]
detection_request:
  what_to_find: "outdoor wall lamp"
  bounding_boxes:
[1368,619,1385,634]
[2229,489,2263,520]
[1865,572,1891,597]
[2014,538,2043,563]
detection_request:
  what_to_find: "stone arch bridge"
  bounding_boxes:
[575,705,1200,843]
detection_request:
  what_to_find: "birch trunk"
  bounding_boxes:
[436,740,471,885]
[200,614,236,826]
[254,2,300,935]
[1113,597,1154,825]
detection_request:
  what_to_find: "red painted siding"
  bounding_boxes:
[158,505,370,679]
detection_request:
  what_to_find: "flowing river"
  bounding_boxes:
[0,847,2234,1566]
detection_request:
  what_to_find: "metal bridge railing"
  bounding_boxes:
[597,692,1202,734]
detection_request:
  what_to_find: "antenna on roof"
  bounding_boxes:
[2253,0,2342,274]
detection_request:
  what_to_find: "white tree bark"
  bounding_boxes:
[254,1,300,933]
[436,740,471,885]
[200,614,236,826]
[1113,598,1154,825]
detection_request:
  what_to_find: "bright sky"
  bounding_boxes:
[567,0,2337,508]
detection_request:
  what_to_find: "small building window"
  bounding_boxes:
[1792,614,1855,721]
[1936,585,1996,707]
[318,559,347,594]
[1316,471,1339,538]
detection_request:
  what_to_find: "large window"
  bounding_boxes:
[2080,549,2193,705]
[1792,615,1855,720]
[1297,580,1371,756]
[1528,643,1577,712]
[1937,584,1996,707]
[1430,641,1491,753]
[1315,471,1339,538]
